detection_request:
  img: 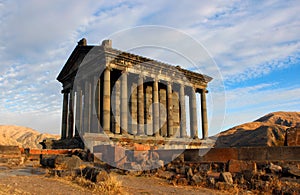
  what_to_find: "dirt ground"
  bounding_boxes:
[0,164,229,195]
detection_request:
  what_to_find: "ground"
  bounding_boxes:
[0,164,228,195]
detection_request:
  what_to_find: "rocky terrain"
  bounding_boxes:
[214,111,300,147]
[0,125,59,149]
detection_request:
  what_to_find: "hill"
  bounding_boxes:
[214,111,300,147]
[0,125,59,149]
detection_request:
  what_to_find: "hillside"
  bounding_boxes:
[0,125,59,149]
[214,111,300,147]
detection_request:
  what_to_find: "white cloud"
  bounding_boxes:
[0,0,299,134]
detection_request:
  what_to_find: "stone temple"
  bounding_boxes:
[57,39,212,150]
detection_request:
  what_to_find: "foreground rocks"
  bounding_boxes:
[153,158,300,194]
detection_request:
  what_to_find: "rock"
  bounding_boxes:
[80,166,109,183]
[215,182,233,191]
[187,167,193,179]
[207,177,215,187]
[156,170,175,180]
[55,155,82,170]
[199,163,211,172]
[260,174,275,181]
[191,173,204,185]
[267,163,282,173]
[177,178,188,185]
[286,165,300,177]
[219,172,233,184]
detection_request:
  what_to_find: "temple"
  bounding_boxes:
[57,39,212,147]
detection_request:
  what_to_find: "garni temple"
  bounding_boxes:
[57,39,213,152]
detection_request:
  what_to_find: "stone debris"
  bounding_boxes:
[219,172,233,184]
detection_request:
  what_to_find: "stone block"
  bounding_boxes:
[219,172,233,184]
[228,159,257,173]
[93,145,126,164]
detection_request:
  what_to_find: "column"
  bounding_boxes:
[84,80,91,133]
[61,92,69,139]
[167,82,173,137]
[121,72,128,134]
[201,89,209,139]
[90,77,96,132]
[153,79,159,136]
[103,67,111,133]
[113,79,120,134]
[75,86,82,136]
[130,82,138,135]
[189,87,198,139]
[179,84,187,138]
[159,88,167,137]
[67,90,74,138]
[96,78,102,133]
[145,85,153,135]
[137,75,144,135]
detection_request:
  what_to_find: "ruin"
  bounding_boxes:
[57,39,212,146]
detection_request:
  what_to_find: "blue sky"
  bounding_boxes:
[0,0,299,135]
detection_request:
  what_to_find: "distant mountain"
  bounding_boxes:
[214,111,300,147]
[0,125,59,149]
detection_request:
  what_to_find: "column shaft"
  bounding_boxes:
[137,76,144,135]
[130,82,138,135]
[121,73,128,134]
[167,82,173,137]
[103,67,111,133]
[201,89,209,139]
[153,79,159,136]
[179,84,187,137]
[96,78,102,133]
[189,88,198,138]
[75,87,82,136]
[68,90,74,138]
[84,80,91,133]
[113,79,121,134]
[61,92,69,139]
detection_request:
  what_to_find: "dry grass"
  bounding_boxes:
[66,174,125,194]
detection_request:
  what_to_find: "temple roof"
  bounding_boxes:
[57,38,213,89]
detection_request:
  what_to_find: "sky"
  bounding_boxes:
[0,0,299,135]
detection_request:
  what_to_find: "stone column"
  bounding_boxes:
[68,90,74,138]
[90,77,96,132]
[61,92,69,139]
[103,67,111,133]
[84,80,91,133]
[201,89,209,139]
[75,86,82,136]
[145,85,153,135]
[179,84,187,138]
[96,78,102,133]
[121,72,128,134]
[113,79,120,134]
[137,75,144,135]
[189,87,198,139]
[153,79,159,136]
[130,82,138,135]
[167,82,173,137]
[159,88,167,137]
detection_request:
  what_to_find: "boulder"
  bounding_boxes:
[219,172,233,184]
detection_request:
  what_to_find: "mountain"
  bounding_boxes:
[0,125,59,149]
[214,111,300,147]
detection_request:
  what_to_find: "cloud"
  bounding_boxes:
[0,0,299,134]
[222,83,300,130]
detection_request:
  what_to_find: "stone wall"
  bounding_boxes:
[184,146,300,162]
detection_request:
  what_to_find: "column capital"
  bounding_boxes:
[138,74,146,81]
[105,66,113,71]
